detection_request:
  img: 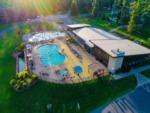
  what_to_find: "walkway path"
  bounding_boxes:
[135,73,150,87]
[112,65,150,87]
[109,25,126,33]
[112,65,150,80]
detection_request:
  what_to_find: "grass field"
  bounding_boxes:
[0,23,137,113]
[0,23,11,31]
[141,69,150,78]
[74,16,118,31]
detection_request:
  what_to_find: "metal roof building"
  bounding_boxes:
[90,39,150,57]
[68,24,150,72]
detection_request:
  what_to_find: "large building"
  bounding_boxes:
[67,24,150,73]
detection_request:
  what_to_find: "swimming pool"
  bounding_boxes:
[37,44,66,66]
[18,57,25,72]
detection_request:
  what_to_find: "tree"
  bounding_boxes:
[71,0,79,16]
[15,43,25,52]
[141,12,150,27]
[92,0,98,17]
[92,0,104,17]
[128,0,150,33]
[119,0,130,24]
[127,1,139,33]
[139,0,150,28]
[78,0,92,14]
[113,0,123,23]
[98,0,104,17]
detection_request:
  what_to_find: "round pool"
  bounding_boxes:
[37,44,66,66]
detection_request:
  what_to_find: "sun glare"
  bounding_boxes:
[6,0,57,15]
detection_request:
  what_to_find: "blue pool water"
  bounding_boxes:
[18,58,25,72]
[38,44,66,66]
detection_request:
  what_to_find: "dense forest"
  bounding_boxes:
[70,0,150,34]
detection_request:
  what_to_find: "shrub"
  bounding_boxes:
[22,81,27,87]
[30,74,38,80]
[10,70,38,91]
[15,43,25,52]
[9,79,16,86]
[18,70,28,79]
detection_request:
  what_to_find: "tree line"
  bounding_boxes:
[70,0,150,33]
[0,0,149,32]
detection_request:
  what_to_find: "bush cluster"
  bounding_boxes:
[15,43,25,52]
[10,70,38,91]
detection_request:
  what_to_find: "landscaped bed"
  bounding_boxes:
[141,69,150,78]
[0,23,137,113]
[10,70,38,92]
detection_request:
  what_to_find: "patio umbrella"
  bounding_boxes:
[74,66,83,74]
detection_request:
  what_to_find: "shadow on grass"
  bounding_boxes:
[8,76,137,113]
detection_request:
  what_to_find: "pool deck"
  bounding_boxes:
[30,38,108,84]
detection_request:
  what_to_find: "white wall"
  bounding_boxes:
[108,56,124,73]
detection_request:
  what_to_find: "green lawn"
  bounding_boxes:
[0,23,11,31]
[74,16,118,31]
[141,69,150,78]
[0,23,137,113]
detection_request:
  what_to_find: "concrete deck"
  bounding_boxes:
[31,38,108,84]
